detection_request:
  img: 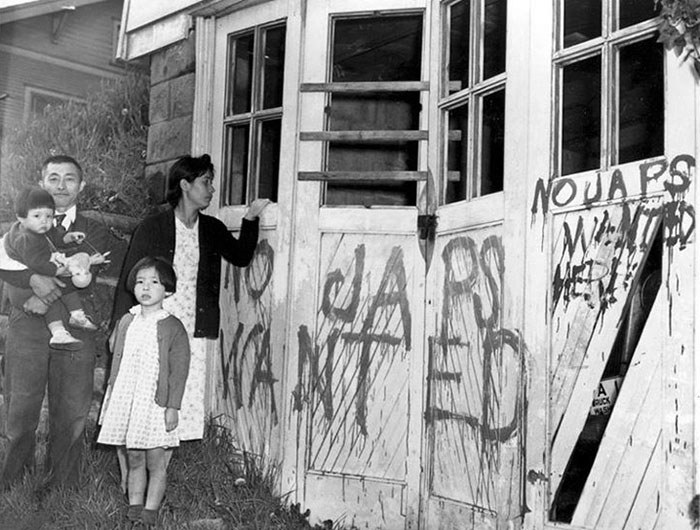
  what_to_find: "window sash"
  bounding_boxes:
[222,20,285,206]
[439,0,507,204]
[554,2,661,177]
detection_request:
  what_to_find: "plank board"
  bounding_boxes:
[571,295,664,527]
[548,199,662,498]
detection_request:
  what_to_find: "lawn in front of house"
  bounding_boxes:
[0,421,341,530]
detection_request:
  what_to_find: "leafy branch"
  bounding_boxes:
[0,67,152,221]
[656,0,700,74]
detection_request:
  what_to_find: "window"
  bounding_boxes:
[322,13,424,207]
[557,0,663,177]
[24,87,84,123]
[221,22,286,205]
[441,0,507,204]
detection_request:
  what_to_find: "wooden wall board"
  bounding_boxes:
[548,199,662,500]
[571,297,664,526]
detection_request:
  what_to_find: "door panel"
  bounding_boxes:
[309,232,414,480]
[300,232,421,528]
[216,229,280,456]
[548,199,662,505]
[424,222,521,527]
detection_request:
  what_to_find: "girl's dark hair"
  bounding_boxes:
[165,154,214,207]
[14,186,55,217]
[126,256,177,294]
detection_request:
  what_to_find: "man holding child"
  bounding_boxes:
[0,155,111,490]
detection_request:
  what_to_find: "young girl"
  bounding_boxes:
[98,256,190,527]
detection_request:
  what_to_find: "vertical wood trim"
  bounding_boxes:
[419,1,442,524]
[192,15,218,424]
[522,1,554,529]
[276,0,306,505]
[193,16,216,161]
[663,46,698,529]
[116,0,131,61]
[694,36,700,520]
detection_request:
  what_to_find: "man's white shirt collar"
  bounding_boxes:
[56,206,77,229]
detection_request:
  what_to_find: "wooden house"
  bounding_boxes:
[118,1,699,528]
[0,0,124,143]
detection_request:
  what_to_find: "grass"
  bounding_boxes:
[0,421,344,530]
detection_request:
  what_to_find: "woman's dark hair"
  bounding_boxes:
[165,154,214,207]
[14,186,55,217]
[126,256,177,294]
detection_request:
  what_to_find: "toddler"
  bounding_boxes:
[2,186,96,349]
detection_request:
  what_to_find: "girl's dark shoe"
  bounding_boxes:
[141,509,158,527]
[127,504,144,522]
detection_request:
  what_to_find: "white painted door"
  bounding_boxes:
[419,0,521,528]
[289,1,430,527]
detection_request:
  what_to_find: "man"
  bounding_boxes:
[0,155,111,489]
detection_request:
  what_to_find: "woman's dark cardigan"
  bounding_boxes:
[112,206,259,338]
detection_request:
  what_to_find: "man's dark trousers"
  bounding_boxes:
[1,304,95,488]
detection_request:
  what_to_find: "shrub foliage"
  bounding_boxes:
[0,68,151,221]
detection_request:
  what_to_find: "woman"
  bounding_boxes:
[112,154,269,444]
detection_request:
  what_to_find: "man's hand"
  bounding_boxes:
[23,295,49,315]
[29,274,65,304]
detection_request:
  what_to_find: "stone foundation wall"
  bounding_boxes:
[145,37,196,203]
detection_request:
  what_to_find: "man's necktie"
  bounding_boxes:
[54,214,67,241]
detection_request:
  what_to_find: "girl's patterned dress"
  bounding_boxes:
[162,215,207,440]
[98,307,180,449]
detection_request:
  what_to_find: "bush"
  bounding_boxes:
[0,68,151,222]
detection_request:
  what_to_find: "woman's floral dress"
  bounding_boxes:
[162,216,207,440]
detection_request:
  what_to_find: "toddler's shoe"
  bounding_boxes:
[69,312,98,331]
[49,329,83,351]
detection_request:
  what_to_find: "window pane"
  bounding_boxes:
[562,56,601,175]
[332,15,423,82]
[329,93,420,131]
[618,38,664,164]
[483,0,507,79]
[479,89,505,196]
[258,118,281,201]
[262,26,286,109]
[327,93,420,206]
[563,0,601,47]
[223,124,250,205]
[445,103,469,204]
[30,93,69,117]
[327,14,423,207]
[227,32,254,115]
[448,0,470,94]
[619,0,657,29]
